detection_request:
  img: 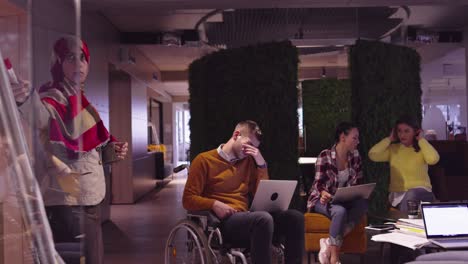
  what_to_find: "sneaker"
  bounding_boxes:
[318,238,330,264]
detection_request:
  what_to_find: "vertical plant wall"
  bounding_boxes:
[302,79,351,157]
[188,41,300,185]
[349,39,422,215]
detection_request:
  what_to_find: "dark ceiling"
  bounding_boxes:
[204,7,402,47]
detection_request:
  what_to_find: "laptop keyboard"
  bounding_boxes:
[434,239,468,247]
[436,239,468,243]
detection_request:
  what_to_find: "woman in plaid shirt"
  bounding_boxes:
[307,122,368,264]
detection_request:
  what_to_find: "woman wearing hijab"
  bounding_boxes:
[37,36,128,264]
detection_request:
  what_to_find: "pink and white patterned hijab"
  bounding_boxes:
[39,37,114,157]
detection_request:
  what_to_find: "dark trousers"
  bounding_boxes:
[220,209,304,264]
[46,203,103,264]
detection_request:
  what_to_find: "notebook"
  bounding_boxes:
[421,202,468,249]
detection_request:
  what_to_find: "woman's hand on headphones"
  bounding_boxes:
[388,128,396,142]
[415,129,423,141]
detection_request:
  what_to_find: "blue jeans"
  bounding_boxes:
[220,209,304,264]
[398,188,435,212]
[314,198,368,246]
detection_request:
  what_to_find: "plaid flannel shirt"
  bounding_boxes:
[307,145,363,211]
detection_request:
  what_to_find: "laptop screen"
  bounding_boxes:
[422,203,468,238]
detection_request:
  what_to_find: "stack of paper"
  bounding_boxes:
[395,218,426,237]
[371,232,430,250]
[397,218,424,228]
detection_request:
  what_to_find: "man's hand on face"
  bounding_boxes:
[212,200,237,219]
[242,144,266,167]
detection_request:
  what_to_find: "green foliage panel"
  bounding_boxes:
[302,78,352,157]
[188,41,300,208]
[349,39,422,216]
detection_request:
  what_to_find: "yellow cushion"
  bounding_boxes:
[305,212,333,232]
[304,212,367,253]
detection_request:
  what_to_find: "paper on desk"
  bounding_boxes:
[398,218,424,228]
[394,227,426,238]
[365,226,393,231]
[371,232,430,250]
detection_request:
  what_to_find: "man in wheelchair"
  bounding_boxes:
[183,120,304,264]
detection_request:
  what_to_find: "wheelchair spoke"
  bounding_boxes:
[164,216,283,264]
[165,219,212,264]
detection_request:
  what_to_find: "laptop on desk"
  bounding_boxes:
[250,180,297,213]
[421,202,468,249]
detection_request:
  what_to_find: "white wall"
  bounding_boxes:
[421,47,466,106]
[131,77,149,159]
[420,44,467,134]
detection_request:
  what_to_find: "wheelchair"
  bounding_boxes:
[164,211,285,264]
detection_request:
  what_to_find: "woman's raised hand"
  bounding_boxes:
[388,128,396,142]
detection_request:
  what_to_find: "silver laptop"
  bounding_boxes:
[331,183,376,204]
[250,180,297,212]
[421,203,468,249]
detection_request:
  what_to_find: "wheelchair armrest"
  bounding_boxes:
[187,210,221,229]
[173,164,188,173]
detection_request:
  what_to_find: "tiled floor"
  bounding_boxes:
[103,172,188,264]
[103,171,400,264]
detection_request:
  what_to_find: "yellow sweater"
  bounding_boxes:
[368,138,439,192]
[182,149,269,212]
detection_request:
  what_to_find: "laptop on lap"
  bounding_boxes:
[250,180,297,213]
[331,183,376,204]
[421,202,468,249]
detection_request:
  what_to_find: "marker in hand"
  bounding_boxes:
[4,58,31,103]
[4,58,19,84]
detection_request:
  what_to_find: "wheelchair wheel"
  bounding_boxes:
[165,219,212,264]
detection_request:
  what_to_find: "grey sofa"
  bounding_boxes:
[406,251,468,263]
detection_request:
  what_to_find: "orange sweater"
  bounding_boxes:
[182,149,269,212]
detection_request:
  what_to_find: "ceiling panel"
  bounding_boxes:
[78,0,468,100]
[160,81,189,96]
[406,6,468,29]
[82,0,468,11]
[137,45,216,71]
[204,7,402,47]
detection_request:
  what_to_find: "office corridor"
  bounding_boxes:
[103,171,188,264]
[103,170,387,264]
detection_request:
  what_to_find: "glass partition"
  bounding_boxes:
[1,0,84,262]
